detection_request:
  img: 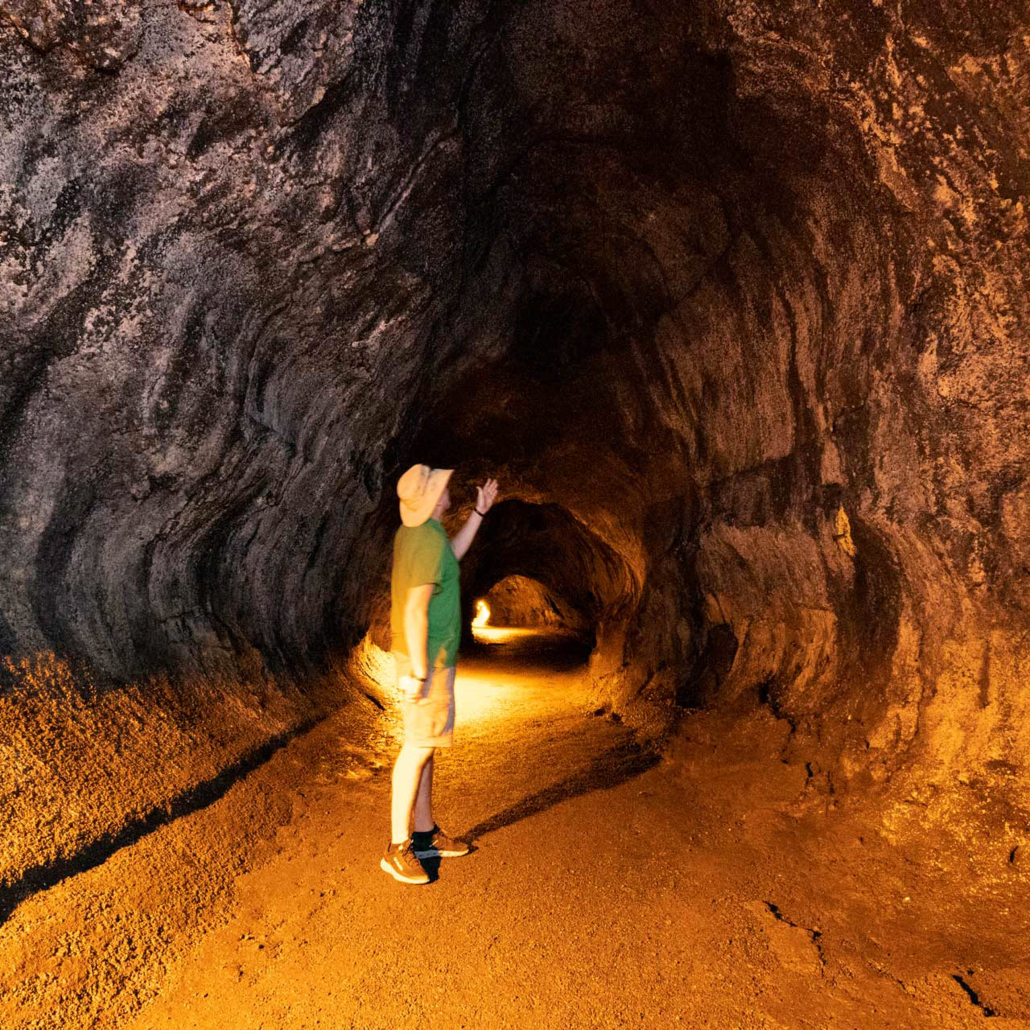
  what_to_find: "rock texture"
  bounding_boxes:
[2,0,1030,834]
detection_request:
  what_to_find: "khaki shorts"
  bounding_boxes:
[394,654,456,748]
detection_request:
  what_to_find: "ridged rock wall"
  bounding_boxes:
[2,0,1029,814]
[1,0,479,681]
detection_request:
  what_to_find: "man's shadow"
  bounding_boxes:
[431,738,661,879]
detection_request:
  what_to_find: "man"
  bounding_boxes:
[381,464,499,884]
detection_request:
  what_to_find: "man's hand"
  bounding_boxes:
[400,674,425,699]
[476,478,499,514]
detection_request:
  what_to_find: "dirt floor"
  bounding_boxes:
[2,630,1028,1030]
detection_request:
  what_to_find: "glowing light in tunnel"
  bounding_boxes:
[472,600,491,627]
[471,626,537,643]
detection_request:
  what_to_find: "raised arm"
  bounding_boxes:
[449,478,499,561]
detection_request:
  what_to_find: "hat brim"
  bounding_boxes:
[399,468,453,527]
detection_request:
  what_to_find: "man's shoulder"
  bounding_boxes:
[395,521,445,552]
[396,521,438,540]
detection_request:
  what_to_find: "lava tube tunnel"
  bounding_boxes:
[1,0,1029,1026]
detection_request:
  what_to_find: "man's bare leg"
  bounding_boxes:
[413,754,435,834]
[391,744,435,844]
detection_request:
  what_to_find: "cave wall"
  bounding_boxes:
[668,2,1030,793]
[1,0,486,680]
[678,0,1030,795]
[1,0,1029,800]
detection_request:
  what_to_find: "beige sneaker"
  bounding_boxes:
[380,839,430,884]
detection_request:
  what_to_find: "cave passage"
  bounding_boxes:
[1,0,1030,1025]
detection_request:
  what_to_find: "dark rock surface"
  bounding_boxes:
[2,0,1029,825]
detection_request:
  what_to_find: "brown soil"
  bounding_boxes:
[2,632,1028,1030]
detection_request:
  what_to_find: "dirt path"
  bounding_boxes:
[4,631,1028,1029]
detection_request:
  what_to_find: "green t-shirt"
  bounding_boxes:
[390,518,461,668]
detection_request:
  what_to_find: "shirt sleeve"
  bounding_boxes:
[407,527,444,588]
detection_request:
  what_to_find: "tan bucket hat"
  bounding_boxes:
[397,464,453,527]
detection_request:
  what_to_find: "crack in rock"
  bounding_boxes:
[762,901,827,969]
[952,974,999,1018]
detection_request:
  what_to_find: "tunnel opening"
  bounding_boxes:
[472,574,590,637]
[451,498,637,673]
[467,573,597,672]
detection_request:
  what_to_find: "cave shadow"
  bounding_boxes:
[461,737,662,842]
[461,628,595,672]
[0,711,325,929]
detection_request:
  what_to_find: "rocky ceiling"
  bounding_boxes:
[2,0,1029,787]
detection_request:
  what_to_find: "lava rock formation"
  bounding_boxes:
[2,0,1029,801]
